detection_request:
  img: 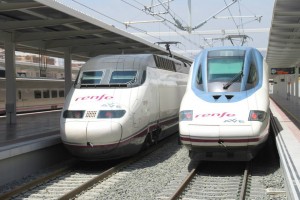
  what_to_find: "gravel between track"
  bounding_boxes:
[0,135,288,200]
[78,135,287,200]
[77,137,191,200]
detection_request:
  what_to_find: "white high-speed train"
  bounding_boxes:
[60,54,190,160]
[179,46,270,161]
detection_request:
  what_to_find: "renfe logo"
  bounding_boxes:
[195,112,235,118]
[75,94,113,101]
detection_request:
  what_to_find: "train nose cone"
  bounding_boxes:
[86,121,122,145]
[61,121,122,145]
[61,121,123,160]
[61,121,88,143]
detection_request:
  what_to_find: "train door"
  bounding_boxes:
[16,89,25,110]
[0,82,5,114]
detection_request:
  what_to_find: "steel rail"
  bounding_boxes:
[0,161,75,200]
[167,160,250,200]
[0,134,177,200]
[168,162,199,200]
[239,161,251,200]
[59,135,177,200]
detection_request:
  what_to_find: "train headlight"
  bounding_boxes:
[179,110,193,121]
[248,110,267,122]
[63,110,85,118]
[98,110,126,118]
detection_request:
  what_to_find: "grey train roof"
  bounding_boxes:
[82,54,189,73]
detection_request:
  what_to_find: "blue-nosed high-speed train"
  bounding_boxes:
[179,46,270,161]
[60,54,190,160]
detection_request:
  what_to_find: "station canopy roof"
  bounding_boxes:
[0,0,192,63]
[266,0,300,70]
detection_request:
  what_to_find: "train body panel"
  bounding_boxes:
[0,78,65,115]
[60,54,189,160]
[179,46,270,161]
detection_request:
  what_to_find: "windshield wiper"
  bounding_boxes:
[223,71,243,90]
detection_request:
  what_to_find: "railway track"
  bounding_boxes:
[157,136,286,200]
[0,133,286,199]
[165,161,251,200]
[0,135,175,200]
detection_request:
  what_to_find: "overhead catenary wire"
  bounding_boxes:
[71,0,186,52]
[223,0,241,35]
[72,0,198,53]
[120,0,203,50]
[71,0,262,53]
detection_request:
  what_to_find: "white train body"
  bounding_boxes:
[0,64,71,115]
[60,54,189,160]
[179,47,270,161]
[0,77,65,115]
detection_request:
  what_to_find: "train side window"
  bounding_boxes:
[34,90,42,99]
[17,72,26,77]
[0,69,5,77]
[43,90,50,98]
[59,90,64,97]
[247,63,258,88]
[51,90,58,98]
[196,64,204,91]
[196,65,202,84]
[141,70,146,84]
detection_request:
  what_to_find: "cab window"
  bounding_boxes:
[81,71,103,84]
[207,50,245,82]
[109,71,137,84]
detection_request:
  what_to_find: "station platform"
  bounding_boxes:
[0,110,73,187]
[269,94,300,199]
[270,94,300,129]
[0,110,61,160]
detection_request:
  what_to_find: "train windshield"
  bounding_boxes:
[207,50,245,83]
[0,69,5,78]
[81,71,103,84]
[109,71,137,84]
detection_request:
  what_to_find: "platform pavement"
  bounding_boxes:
[0,110,61,160]
[0,110,72,187]
[269,95,300,199]
[270,94,300,129]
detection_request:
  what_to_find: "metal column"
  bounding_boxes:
[5,36,17,124]
[64,48,72,97]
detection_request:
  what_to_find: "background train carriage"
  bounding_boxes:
[0,78,65,115]
[0,58,80,115]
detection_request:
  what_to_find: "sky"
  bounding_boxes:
[56,0,275,59]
